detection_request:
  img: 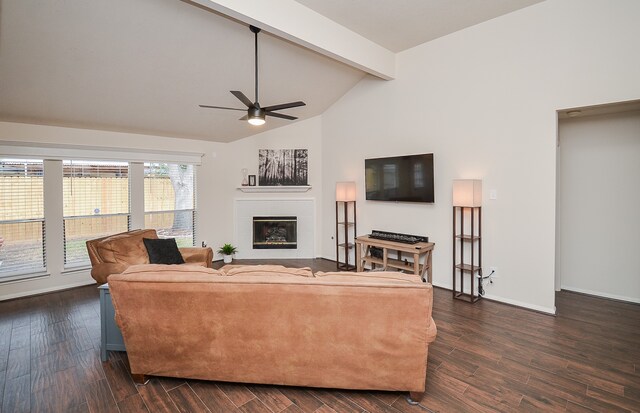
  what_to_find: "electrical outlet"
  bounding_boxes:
[489,266,498,278]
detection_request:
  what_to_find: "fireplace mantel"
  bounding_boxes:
[236,186,311,193]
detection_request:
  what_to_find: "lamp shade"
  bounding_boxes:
[336,181,356,202]
[452,179,482,207]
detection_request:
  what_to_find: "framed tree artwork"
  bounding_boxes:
[258,149,308,186]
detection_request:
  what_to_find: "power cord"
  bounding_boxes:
[477,269,495,296]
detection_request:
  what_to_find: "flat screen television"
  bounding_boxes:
[365,153,434,203]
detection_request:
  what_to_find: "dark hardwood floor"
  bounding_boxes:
[1,258,639,412]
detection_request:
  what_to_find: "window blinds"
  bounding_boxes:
[63,160,130,267]
[0,159,46,277]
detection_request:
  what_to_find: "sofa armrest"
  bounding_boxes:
[179,247,213,268]
[91,263,128,284]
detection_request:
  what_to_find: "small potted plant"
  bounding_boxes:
[217,243,238,264]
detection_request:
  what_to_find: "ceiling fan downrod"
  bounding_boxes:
[250,25,260,105]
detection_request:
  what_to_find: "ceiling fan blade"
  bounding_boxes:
[262,101,306,112]
[199,105,246,112]
[197,26,307,126]
[230,91,254,108]
[265,111,297,121]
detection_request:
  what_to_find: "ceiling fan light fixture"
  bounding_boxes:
[248,106,266,126]
[248,116,265,126]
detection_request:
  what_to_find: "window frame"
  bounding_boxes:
[0,154,200,282]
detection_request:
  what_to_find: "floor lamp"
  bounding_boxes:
[335,182,357,271]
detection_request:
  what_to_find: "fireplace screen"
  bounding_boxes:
[253,216,297,249]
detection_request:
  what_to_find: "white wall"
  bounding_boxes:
[0,121,224,300]
[556,110,640,303]
[320,0,640,313]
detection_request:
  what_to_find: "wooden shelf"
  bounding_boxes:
[363,256,424,273]
[236,186,311,193]
[454,291,479,303]
[455,263,481,273]
[453,205,482,303]
[455,234,481,241]
[336,201,357,271]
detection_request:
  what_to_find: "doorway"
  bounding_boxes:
[555,101,640,303]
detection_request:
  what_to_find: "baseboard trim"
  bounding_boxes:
[561,285,640,304]
[431,282,556,315]
[0,279,96,302]
[481,293,557,315]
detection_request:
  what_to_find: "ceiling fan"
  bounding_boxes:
[199,25,306,126]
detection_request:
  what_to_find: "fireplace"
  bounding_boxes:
[235,199,314,259]
[253,216,297,249]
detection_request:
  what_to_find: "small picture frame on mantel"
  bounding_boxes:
[248,175,256,186]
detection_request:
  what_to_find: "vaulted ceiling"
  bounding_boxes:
[0,0,544,143]
[295,0,544,52]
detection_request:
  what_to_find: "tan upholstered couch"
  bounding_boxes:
[108,264,438,402]
[86,229,213,284]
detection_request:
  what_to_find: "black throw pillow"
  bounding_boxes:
[143,238,185,265]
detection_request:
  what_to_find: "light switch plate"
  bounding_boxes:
[489,189,497,200]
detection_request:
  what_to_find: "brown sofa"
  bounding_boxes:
[86,229,213,284]
[108,264,437,403]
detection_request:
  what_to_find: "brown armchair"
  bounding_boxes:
[86,229,213,284]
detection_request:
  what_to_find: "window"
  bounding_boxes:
[0,159,46,278]
[383,164,398,190]
[144,163,195,247]
[413,163,424,188]
[63,161,130,268]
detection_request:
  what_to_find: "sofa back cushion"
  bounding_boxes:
[315,271,423,284]
[96,229,158,265]
[220,264,313,277]
[123,264,224,279]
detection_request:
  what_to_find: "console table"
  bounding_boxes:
[99,284,126,361]
[355,235,435,283]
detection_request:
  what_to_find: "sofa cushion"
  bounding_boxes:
[96,229,157,265]
[143,238,185,265]
[184,261,208,268]
[315,271,423,284]
[122,264,224,278]
[220,264,314,277]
